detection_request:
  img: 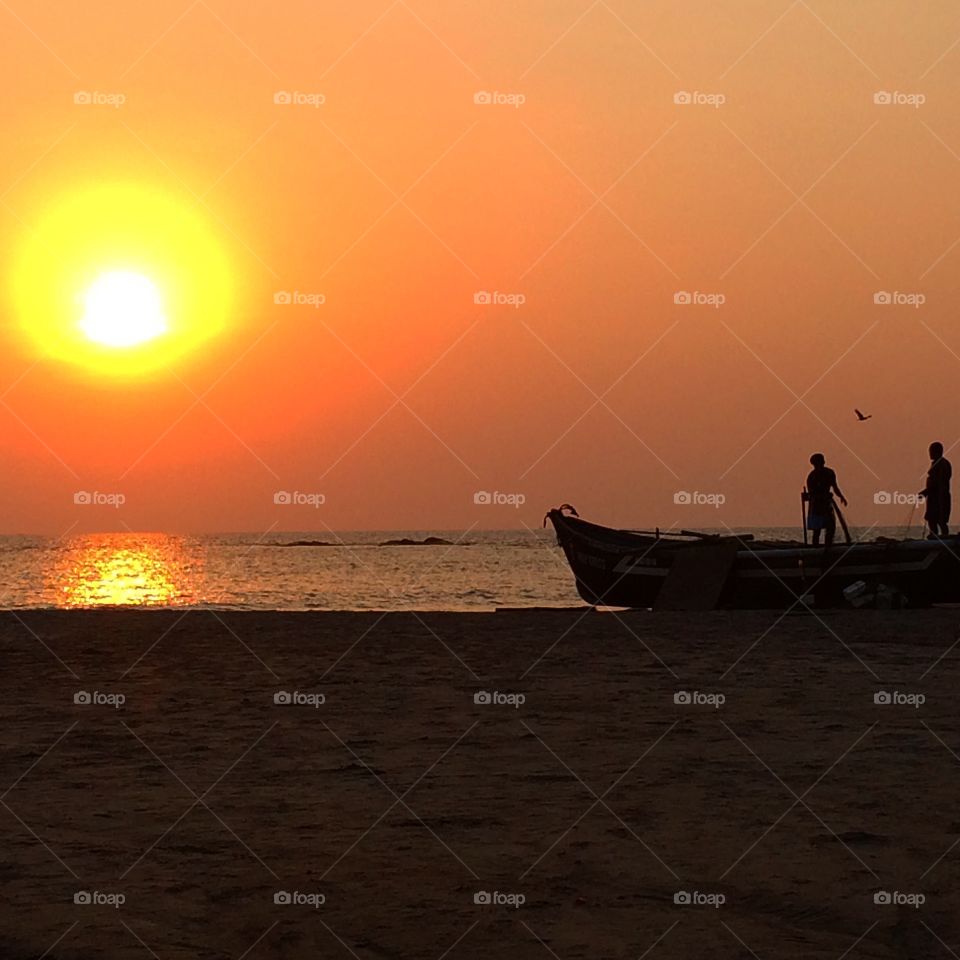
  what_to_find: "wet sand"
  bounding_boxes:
[2,607,959,959]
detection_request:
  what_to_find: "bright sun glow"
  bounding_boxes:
[80,271,168,348]
[11,183,232,378]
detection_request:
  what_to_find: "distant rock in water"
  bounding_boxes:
[278,540,337,547]
[379,536,455,546]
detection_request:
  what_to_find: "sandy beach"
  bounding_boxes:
[0,608,957,959]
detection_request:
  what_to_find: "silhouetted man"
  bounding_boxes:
[805,453,847,547]
[920,441,952,538]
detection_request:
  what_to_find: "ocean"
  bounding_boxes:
[0,524,924,610]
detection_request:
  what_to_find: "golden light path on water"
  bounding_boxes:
[50,534,201,607]
[17,529,590,610]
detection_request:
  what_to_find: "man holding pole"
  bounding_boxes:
[804,453,848,547]
[919,441,952,539]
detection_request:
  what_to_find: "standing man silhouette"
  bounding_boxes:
[805,453,847,547]
[920,441,952,538]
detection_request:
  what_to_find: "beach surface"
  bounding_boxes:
[2,607,959,959]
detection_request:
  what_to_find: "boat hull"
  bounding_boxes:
[546,509,960,609]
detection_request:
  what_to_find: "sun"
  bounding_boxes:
[10,183,232,378]
[80,271,168,348]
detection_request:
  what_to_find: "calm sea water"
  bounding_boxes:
[0,525,923,611]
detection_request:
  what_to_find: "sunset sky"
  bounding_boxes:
[1,0,960,533]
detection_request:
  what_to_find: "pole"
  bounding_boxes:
[904,501,917,540]
[833,500,852,545]
[801,489,808,546]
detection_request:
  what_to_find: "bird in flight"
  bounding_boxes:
[855,408,872,421]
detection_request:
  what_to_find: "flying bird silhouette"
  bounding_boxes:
[855,409,872,421]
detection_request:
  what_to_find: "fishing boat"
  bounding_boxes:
[545,504,960,610]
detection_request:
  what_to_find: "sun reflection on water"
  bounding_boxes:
[52,534,201,607]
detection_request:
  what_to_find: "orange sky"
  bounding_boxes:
[1,0,960,534]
